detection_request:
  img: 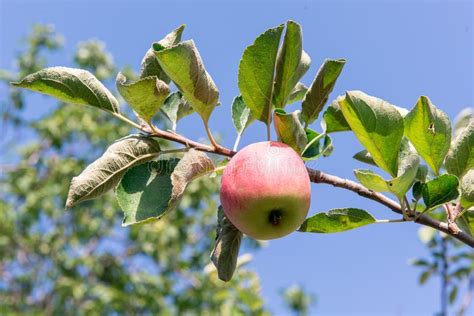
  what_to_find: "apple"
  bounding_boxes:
[220,141,311,240]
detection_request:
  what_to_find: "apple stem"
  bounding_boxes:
[266,123,271,141]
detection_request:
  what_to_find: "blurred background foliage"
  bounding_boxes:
[0,24,315,315]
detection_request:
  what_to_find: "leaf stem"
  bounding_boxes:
[232,133,242,152]
[111,112,142,130]
[266,123,271,141]
[375,219,406,223]
[204,120,221,150]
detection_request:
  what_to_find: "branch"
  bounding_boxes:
[134,123,474,247]
[307,169,474,247]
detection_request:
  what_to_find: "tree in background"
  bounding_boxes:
[0,24,304,315]
[281,284,316,316]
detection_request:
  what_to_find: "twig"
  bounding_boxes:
[444,203,460,235]
[307,169,474,247]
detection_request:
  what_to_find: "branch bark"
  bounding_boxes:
[140,125,474,247]
[307,169,474,247]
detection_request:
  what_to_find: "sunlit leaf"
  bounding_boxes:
[160,91,194,131]
[273,21,309,108]
[299,208,376,233]
[460,170,474,209]
[339,91,404,176]
[404,96,451,174]
[12,66,119,113]
[445,120,473,178]
[231,95,254,137]
[155,40,219,122]
[321,100,350,133]
[273,108,307,153]
[66,135,161,208]
[353,150,375,167]
[116,72,169,122]
[287,82,308,104]
[457,211,474,237]
[140,24,185,81]
[301,59,345,125]
[238,24,284,123]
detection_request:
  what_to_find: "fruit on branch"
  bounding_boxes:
[220,141,311,240]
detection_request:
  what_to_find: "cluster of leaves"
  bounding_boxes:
[0,25,274,315]
[10,21,347,280]
[9,20,473,285]
[299,86,473,235]
[411,224,474,315]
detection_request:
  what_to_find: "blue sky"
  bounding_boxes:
[1,0,472,315]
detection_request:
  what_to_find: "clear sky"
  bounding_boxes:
[1,0,473,315]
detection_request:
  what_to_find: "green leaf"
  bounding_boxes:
[339,91,404,176]
[118,149,214,226]
[460,170,474,209]
[449,286,458,304]
[456,211,474,237]
[412,181,423,201]
[160,91,194,131]
[404,96,452,174]
[409,259,431,267]
[238,24,284,123]
[12,66,119,113]
[116,72,169,122]
[354,139,420,198]
[453,107,473,136]
[354,169,389,192]
[419,270,432,285]
[387,139,420,198]
[117,159,179,226]
[140,24,185,81]
[66,135,161,208]
[353,150,376,166]
[154,40,219,122]
[422,174,459,210]
[299,208,376,233]
[273,21,308,108]
[416,165,428,182]
[301,59,346,125]
[231,95,253,137]
[321,100,350,133]
[287,82,308,104]
[210,206,243,282]
[273,108,307,153]
[445,120,473,178]
[301,129,332,160]
[302,129,323,158]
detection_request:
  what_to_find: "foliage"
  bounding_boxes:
[411,225,474,316]
[0,25,270,315]
[281,284,316,316]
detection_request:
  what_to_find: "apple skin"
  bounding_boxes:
[220,141,311,240]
